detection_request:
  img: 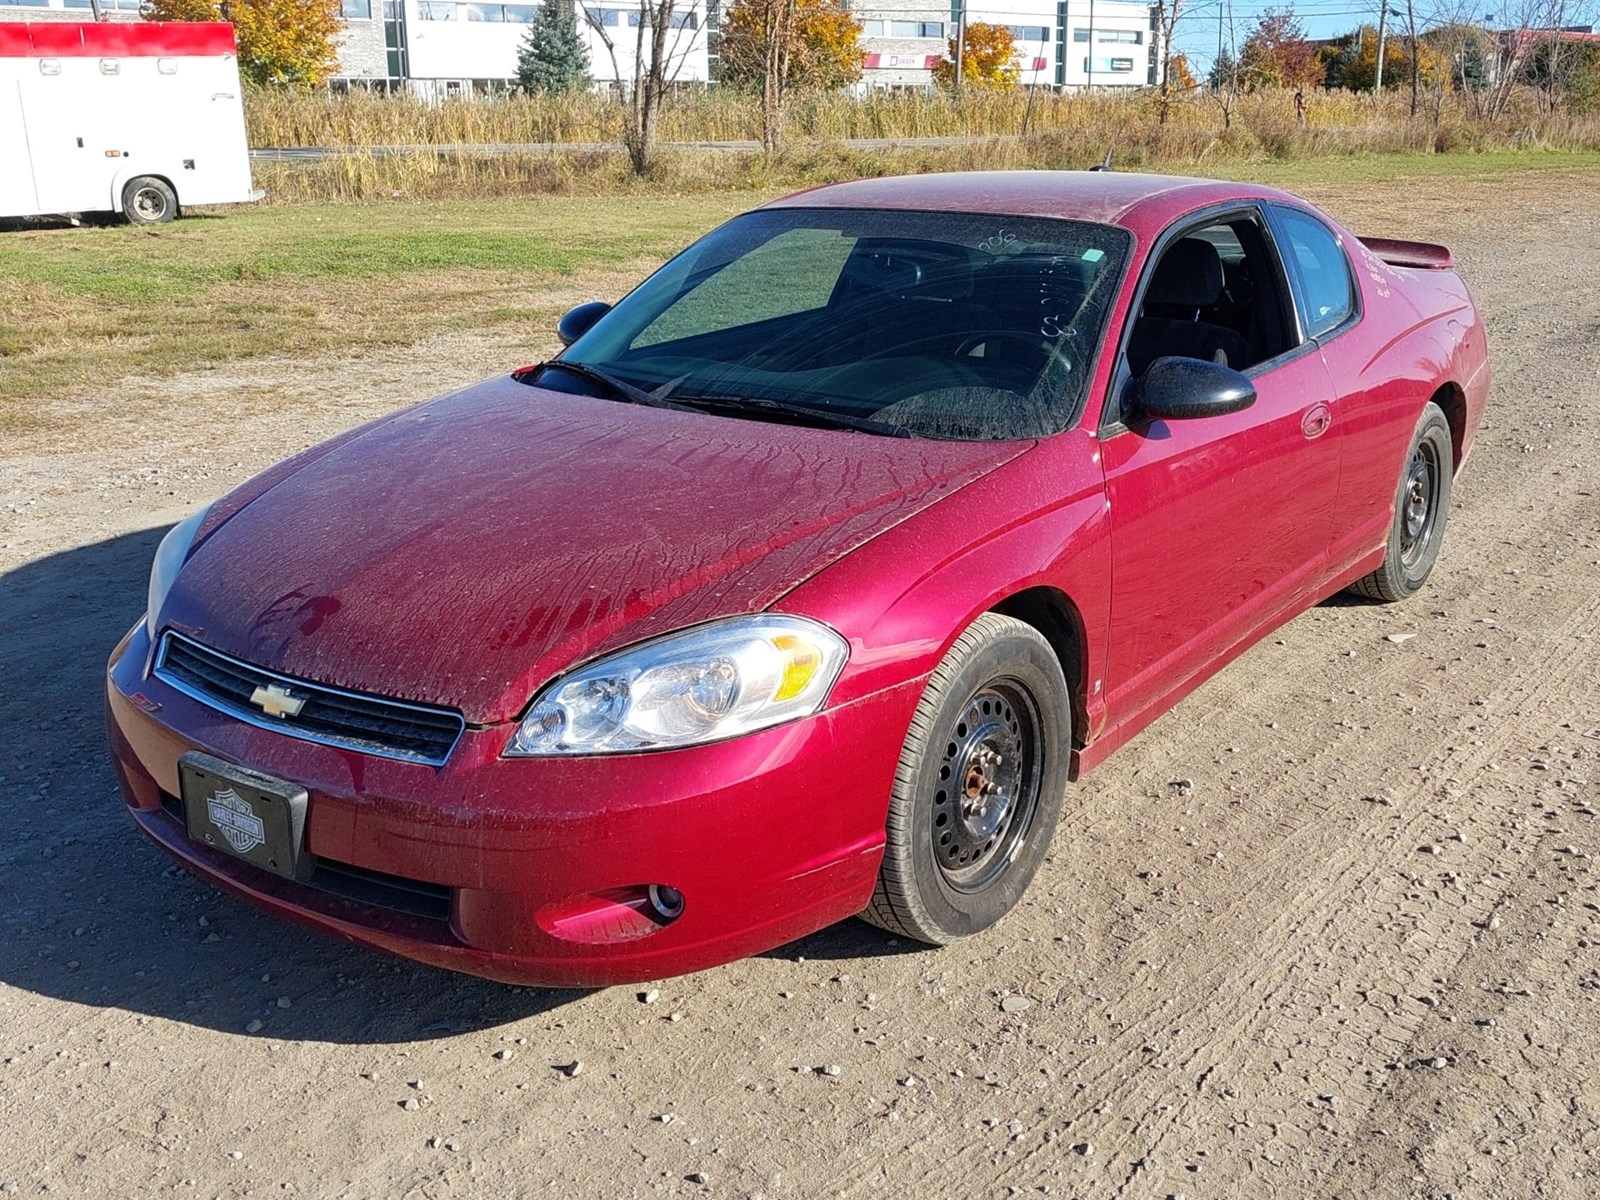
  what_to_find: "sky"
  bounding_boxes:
[1173,0,1599,75]
[1176,0,1401,75]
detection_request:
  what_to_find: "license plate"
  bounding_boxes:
[179,751,309,881]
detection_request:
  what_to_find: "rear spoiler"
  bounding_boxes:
[1358,236,1454,270]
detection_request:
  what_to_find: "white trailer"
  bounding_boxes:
[0,21,261,224]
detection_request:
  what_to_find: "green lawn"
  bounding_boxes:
[0,194,755,422]
[3,149,1597,430]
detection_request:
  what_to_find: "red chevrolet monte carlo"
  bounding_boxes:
[107,172,1490,986]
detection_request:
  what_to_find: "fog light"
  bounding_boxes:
[536,884,685,945]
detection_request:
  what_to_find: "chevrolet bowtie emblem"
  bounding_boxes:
[250,682,306,719]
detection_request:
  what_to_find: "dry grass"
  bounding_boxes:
[241,86,1600,203]
[245,84,1593,148]
[249,130,1600,205]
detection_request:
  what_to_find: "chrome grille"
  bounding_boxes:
[154,633,465,766]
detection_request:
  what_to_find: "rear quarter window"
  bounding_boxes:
[1275,207,1356,339]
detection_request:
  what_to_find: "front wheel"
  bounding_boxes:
[862,613,1071,944]
[1347,401,1453,602]
[122,176,178,226]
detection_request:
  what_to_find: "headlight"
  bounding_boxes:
[146,505,211,640]
[506,615,849,756]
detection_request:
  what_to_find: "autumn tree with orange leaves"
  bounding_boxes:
[932,22,1020,89]
[1238,6,1321,89]
[142,0,340,84]
[721,0,863,149]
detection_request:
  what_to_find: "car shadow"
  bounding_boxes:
[0,526,591,1044]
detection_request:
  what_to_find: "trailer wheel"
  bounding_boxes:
[122,177,178,226]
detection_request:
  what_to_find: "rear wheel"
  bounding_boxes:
[862,613,1071,944]
[122,176,178,226]
[1347,401,1453,602]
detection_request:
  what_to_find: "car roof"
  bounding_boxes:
[764,171,1301,230]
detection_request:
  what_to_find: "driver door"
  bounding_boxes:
[1099,207,1343,729]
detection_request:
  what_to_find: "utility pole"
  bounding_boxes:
[1375,0,1389,92]
[1405,0,1418,113]
[954,2,966,88]
[1087,0,1095,89]
[1216,0,1223,84]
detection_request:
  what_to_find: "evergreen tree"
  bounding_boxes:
[516,0,590,94]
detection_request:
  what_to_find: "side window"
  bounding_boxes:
[1124,214,1293,379]
[632,228,854,348]
[1274,208,1355,339]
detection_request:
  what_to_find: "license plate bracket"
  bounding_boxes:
[179,751,310,881]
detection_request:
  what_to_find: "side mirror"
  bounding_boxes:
[556,301,612,348]
[1133,356,1256,422]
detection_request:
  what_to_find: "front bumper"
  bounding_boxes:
[107,623,918,987]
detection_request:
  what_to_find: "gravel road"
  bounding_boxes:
[1,171,1597,1199]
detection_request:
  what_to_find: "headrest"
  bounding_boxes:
[1146,237,1224,308]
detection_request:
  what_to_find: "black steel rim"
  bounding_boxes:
[1400,439,1441,569]
[931,679,1043,893]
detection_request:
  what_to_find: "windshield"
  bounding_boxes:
[556,207,1131,441]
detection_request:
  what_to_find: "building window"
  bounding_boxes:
[582,5,619,23]
[618,8,698,26]
[1071,26,1088,41]
[862,18,884,34]
[1008,24,1048,40]
[341,0,373,17]
[1098,29,1140,42]
[0,0,57,7]
[64,0,143,10]
[418,2,455,19]
[890,19,942,37]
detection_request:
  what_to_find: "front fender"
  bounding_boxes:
[779,430,1113,745]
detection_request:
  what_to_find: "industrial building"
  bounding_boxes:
[3,0,1160,97]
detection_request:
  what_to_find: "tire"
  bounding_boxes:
[862,613,1071,944]
[122,176,178,226]
[1347,401,1453,603]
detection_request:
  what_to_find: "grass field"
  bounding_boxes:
[3,149,1598,430]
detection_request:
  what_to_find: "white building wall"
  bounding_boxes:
[856,0,1157,91]
[334,0,710,93]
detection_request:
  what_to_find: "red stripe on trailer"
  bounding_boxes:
[0,22,237,58]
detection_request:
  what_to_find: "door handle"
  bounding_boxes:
[1301,402,1332,439]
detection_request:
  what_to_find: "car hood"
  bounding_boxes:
[163,375,1030,725]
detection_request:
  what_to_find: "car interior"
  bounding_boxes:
[614,231,1119,439]
[1124,215,1295,379]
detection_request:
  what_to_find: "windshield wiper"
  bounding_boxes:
[541,360,700,413]
[669,394,913,438]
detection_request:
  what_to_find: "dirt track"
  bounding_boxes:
[2,173,1598,1199]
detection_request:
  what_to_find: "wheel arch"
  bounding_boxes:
[1428,381,1468,475]
[987,586,1091,752]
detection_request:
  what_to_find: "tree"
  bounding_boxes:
[932,22,1019,89]
[719,0,863,150]
[516,0,590,94]
[142,0,341,85]
[1238,6,1321,89]
[1208,46,1243,127]
[584,0,702,174]
[1152,0,1186,123]
[1321,24,1410,90]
